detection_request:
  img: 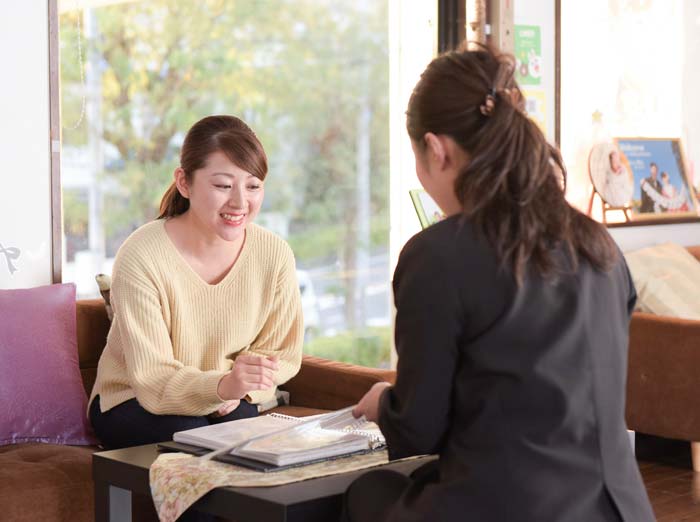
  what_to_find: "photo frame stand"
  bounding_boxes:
[586,186,632,224]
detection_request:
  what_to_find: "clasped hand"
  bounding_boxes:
[217,354,279,401]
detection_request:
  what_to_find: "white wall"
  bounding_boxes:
[0,1,52,289]
[682,0,700,189]
[610,223,700,252]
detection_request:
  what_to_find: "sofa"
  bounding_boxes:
[625,245,700,470]
[0,299,396,522]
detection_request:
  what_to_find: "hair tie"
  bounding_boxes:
[480,88,496,117]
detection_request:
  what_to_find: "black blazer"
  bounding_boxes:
[639,176,661,213]
[378,216,654,522]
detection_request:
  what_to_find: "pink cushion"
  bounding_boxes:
[0,283,96,446]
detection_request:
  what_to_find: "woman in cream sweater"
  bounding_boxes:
[88,115,304,450]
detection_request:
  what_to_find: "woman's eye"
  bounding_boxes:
[248,185,262,190]
[215,184,231,189]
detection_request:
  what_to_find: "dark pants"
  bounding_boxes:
[89,395,258,450]
[341,459,439,522]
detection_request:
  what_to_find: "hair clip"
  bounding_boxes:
[480,89,496,117]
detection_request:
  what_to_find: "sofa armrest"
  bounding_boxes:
[76,299,111,396]
[626,312,700,441]
[281,355,396,410]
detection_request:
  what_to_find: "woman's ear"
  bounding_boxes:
[174,167,190,199]
[424,132,447,171]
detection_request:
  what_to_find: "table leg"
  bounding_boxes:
[95,480,110,522]
[95,481,133,522]
[691,441,700,472]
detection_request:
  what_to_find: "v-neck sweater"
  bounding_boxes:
[89,219,304,416]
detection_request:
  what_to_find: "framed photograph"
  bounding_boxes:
[589,142,634,209]
[409,189,444,229]
[611,138,699,224]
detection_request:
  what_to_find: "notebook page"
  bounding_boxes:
[173,414,296,450]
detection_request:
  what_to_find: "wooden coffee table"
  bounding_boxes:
[92,444,433,522]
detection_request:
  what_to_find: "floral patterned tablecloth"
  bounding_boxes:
[149,450,391,522]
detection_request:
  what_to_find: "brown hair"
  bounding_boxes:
[158,115,268,219]
[406,44,617,283]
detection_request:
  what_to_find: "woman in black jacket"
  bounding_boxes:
[345,45,654,522]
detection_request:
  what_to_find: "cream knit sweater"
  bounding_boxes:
[89,220,304,416]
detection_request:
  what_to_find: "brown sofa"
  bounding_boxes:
[625,245,700,470]
[0,299,395,522]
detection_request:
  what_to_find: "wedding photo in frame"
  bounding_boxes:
[588,141,635,224]
[605,138,700,224]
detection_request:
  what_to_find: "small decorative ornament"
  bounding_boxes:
[480,89,496,116]
[95,274,113,320]
[0,242,20,275]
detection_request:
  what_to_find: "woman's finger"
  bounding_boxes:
[253,378,274,390]
[241,366,276,382]
[238,373,274,388]
[236,355,279,371]
[240,364,266,374]
[223,403,239,415]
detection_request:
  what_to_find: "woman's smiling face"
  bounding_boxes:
[176,150,265,243]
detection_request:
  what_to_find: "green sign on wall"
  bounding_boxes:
[514,25,542,86]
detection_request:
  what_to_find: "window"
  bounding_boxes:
[58,0,395,366]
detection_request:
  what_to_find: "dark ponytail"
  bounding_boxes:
[158,182,190,219]
[158,115,268,219]
[406,43,617,283]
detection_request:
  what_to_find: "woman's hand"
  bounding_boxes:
[211,399,241,417]
[352,382,392,422]
[217,355,279,400]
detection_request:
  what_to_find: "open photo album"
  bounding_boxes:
[158,407,385,472]
[409,189,445,229]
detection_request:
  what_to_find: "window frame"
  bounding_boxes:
[49,0,62,283]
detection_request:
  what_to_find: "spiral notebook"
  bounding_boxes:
[158,407,385,472]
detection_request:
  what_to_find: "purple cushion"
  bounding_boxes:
[0,283,96,446]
